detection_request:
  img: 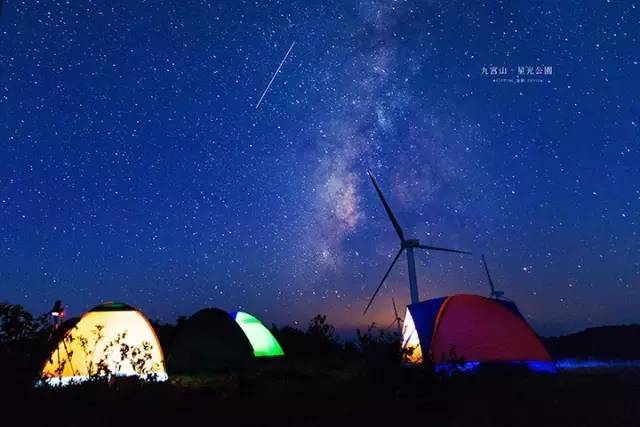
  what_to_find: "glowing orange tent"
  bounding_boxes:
[41,302,167,385]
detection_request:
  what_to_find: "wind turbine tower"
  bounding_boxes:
[364,170,472,314]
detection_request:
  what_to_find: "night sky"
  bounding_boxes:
[1,1,638,336]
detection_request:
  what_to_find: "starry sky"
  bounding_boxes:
[1,1,638,336]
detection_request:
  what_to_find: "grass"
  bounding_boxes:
[6,359,640,427]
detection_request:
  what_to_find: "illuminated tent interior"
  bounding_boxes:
[41,302,167,385]
[231,311,284,357]
[167,308,254,373]
[402,294,554,371]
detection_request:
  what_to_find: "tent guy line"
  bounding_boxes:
[255,41,296,109]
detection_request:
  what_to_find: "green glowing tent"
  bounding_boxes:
[231,311,284,357]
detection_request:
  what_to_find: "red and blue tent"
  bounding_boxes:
[402,294,554,372]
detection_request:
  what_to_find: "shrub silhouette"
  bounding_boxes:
[0,302,49,388]
[0,302,47,343]
[356,322,403,366]
[271,314,344,360]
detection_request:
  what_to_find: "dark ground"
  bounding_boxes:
[4,360,640,427]
[3,305,640,427]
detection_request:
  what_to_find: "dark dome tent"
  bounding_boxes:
[402,294,554,372]
[167,308,253,373]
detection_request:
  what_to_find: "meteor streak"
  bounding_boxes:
[255,41,296,109]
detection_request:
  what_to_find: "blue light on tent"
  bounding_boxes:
[524,361,557,373]
[434,362,481,374]
[555,359,640,370]
[435,361,557,375]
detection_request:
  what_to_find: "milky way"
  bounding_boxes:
[1,1,638,335]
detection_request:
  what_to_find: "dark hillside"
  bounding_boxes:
[545,325,640,360]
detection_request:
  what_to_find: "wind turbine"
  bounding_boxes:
[389,297,403,336]
[363,170,472,314]
[482,255,505,299]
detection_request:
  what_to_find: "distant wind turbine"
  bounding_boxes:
[482,255,505,299]
[389,297,403,336]
[363,170,472,314]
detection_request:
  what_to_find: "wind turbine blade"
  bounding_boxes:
[417,244,472,255]
[482,255,496,294]
[367,170,404,241]
[363,248,404,315]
